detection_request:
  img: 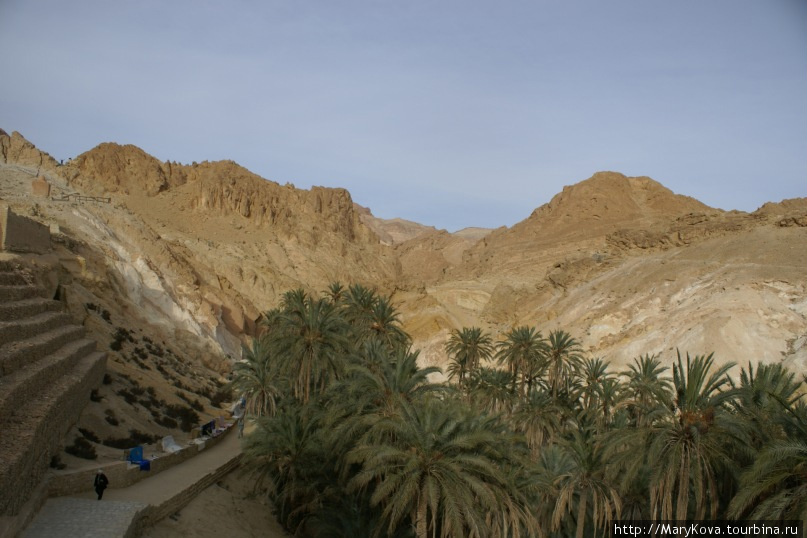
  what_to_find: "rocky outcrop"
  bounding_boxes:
[63,143,377,245]
[0,131,60,172]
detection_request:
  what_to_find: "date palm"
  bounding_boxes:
[243,405,330,534]
[621,354,672,427]
[230,336,281,417]
[729,396,807,521]
[732,362,801,448]
[552,427,622,538]
[642,352,744,520]
[496,326,548,398]
[467,366,517,414]
[347,400,535,538]
[545,330,583,401]
[274,291,350,403]
[445,327,493,387]
[511,386,562,455]
[342,283,378,334]
[341,344,445,419]
[366,297,410,352]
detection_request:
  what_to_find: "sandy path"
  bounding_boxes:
[68,430,288,538]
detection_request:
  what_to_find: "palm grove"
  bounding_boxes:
[230,283,807,538]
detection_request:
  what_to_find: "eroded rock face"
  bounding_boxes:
[0,131,60,171]
[62,143,376,245]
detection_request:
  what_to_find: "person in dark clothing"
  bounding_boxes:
[94,469,109,500]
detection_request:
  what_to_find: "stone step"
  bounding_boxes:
[0,271,28,286]
[0,338,98,422]
[0,259,23,272]
[0,311,74,348]
[0,325,86,377]
[0,351,107,516]
[0,284,41,303]
[0,296,63,323]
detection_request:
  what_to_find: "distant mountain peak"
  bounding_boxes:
[526,171,714,233]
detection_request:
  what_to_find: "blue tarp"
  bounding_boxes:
[127,446,143,463]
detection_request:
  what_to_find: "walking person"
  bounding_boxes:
[94,469,109,500]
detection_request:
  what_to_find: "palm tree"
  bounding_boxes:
[243,405,331,534]
[325,281,346,303]
[621,354,672,427]
[729,440,807,521]
[274,291,350,403]
[545,330,584,401]
[467,366,518,415]
[732,361,802,448]
[341,283,379,334]
[346,400,536,538]
[229,336,280,417]
[496,326,548,397]
[339,344,445,419]
[552,427,622,538]
[578,357,609,406]
[511,386,562,455]
[729,393,807,521]
[366,296,410,351]
[445,327,493,387]
[629,352,745,520]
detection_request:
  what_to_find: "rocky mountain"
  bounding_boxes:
[355,204,439,245]
[2,130,805,383]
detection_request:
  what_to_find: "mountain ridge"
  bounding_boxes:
[1,129,805,379]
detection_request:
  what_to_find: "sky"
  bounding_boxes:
[1,1,805,231]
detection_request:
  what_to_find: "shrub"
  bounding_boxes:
[50,454,66,470]
[102,373,112,385]
[117,388,137,405]
[90,389,102,402]
[104,409,119,426]
[79,428,100,443]
[156,416,178,429]
[164,404,199,432]
[65,437,97,460]
[103,429,160,449]
[210,387,233,409]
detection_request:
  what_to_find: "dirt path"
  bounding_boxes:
[25,430,288,538]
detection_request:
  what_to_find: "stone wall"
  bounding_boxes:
[1,354,107,516]
[47,426,235,497]
[134,453,243,531]
[0,203,50,254]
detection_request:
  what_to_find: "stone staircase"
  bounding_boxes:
[0,259,107,518]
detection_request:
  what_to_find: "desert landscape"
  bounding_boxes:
[1,125,806,536]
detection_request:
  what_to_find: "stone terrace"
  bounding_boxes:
[0,258,107,520]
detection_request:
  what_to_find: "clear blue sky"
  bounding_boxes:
[1,1,805,231]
